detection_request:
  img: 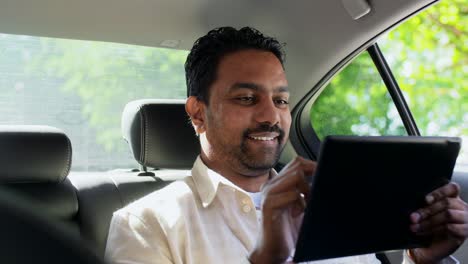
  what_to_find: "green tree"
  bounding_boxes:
[312,0,467,143]
[311,53,406,137]
[25,1,467,162]
[29,40,188,151]
[383,0,467,137]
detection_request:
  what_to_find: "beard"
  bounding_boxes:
[205,107,287,175]
[236,143,283,171]
[234,123,285,172]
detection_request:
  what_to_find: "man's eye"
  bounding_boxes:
[236,97,255,103]
[275,99,289,105]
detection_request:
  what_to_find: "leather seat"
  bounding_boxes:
[0,187,104,264]
[70,99,199,257]
[121,99,199,170]
[0,125,80,236]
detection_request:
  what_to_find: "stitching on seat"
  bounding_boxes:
[137,104,145,166]
[109,175,124,206]
[142,106,149,166]
[60,136,72,182]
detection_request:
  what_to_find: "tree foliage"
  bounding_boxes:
[29,40,188,151]
[312,0,467,149]
[25,1,467,163]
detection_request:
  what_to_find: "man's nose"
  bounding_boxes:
[254,100,280,125]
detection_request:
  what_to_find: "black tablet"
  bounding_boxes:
[293,136,461,263]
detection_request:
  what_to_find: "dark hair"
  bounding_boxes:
[185,27,285,104]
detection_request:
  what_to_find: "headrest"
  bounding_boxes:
[0,126,72,183]
[121,99,199,169]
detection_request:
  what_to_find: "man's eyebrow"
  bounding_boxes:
[229,82,289,93]
[229,82,261,91]
[275,86,289,93]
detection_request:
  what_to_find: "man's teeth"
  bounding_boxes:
[249,136,275,141]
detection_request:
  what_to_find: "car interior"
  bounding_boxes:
[0,100,197,262]
[0,0,466,263]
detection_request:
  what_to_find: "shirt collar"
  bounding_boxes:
[191,156,277,208]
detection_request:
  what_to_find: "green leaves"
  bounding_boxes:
[312,0,467,143]
[29,39,188,152]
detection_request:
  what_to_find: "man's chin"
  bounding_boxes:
[240,153,279,172]
[238,140,283,172]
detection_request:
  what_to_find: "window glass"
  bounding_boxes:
[310,52,406,138]
[0,34,188,171]
[379,1,467,169]
[311,1,467,169]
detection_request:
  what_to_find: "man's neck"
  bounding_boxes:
[200,154,270,193]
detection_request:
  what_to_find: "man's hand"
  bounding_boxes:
[409,182,468,263]
[248,156,316,264]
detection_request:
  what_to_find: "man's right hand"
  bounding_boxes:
[248,156,317,264]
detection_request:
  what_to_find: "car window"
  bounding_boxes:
[310,1,467,169]
[0,34,188,171]
[379,1,467,170]
[310,52,406,138]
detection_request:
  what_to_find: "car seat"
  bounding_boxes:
[0,125,79,236]
[69,99,199,256]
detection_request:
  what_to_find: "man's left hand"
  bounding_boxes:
[409,182,468,263]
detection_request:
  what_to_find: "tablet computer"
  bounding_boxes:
[293,136,461,263]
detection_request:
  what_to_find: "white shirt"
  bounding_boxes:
[105,156,457,264]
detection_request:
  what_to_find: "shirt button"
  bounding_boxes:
[242,205,251,213]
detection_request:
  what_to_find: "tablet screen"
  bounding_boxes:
[293,136,461,262]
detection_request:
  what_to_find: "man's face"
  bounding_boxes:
[202,49,291,176]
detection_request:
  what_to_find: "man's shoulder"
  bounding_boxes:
[113,177,199,223]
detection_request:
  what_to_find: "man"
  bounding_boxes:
[105,27,468,263]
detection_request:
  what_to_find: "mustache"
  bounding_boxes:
[243,123,285,140]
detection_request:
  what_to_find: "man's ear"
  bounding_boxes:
[186,96,207,135]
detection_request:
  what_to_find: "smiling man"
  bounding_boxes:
[187,48,290,192]
[105,27,468,264]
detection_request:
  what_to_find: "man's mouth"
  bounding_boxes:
[242,124,284,146]
[248,136,276,141]
[247,132,280,142]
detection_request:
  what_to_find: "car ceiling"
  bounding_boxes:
[0,0,436,107]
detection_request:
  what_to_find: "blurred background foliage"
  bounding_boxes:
[4,0,464,169]
[311,0,467,145]
[29,41,188,152]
